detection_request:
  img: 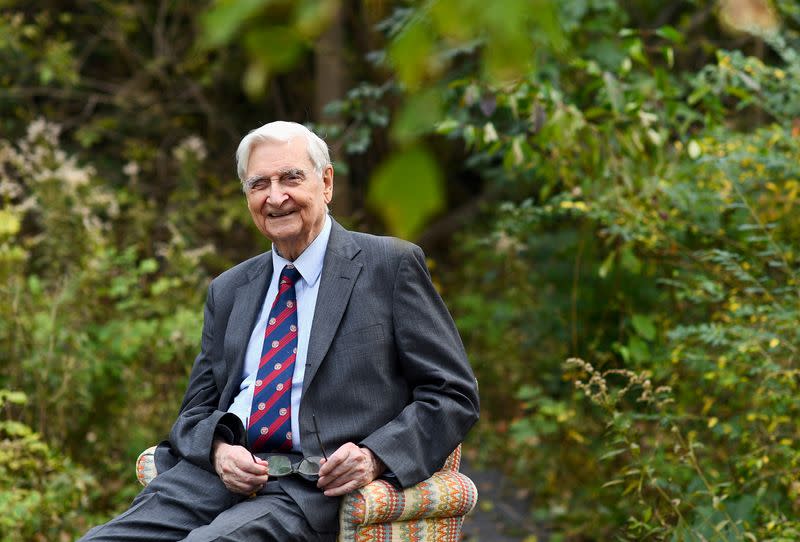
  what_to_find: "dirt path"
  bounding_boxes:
[460,459,544,541]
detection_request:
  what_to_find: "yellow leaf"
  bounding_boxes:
[567,429,585,444]
[0,209,21,236]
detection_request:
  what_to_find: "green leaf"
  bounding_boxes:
[388,17,434,90]
[294,0,336,36]
[479,0,566,81]
[1,420,32,437]
[688,85,710,105]
[39,66,54,84]
[516,385,542,401]
[368,147,444,240]
[435,119,460,135]
[391,88,444,144]
[430,0,479,41]
[27,275,42,296]
[243,27,305,72]
[199,0,270,49]
[602,72,623,113]
[664,46,674,68]
[620,246,641,274]
[599,250,615,279]
[631,314,657,341]
[628,336,650,362]
[656,25,684,44]
[138,258,158,274]
[151,277,176,296]
[0,390,28,405]
[599,448,627,461]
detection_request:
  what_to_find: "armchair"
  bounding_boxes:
[136,444,478,542]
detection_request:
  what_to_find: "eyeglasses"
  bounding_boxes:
[244,413,328,478]
[266,455,322,477]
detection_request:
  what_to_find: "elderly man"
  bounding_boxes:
[80,121,479,541]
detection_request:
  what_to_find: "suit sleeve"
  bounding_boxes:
[359,245,480,487]
[168,282,245,472]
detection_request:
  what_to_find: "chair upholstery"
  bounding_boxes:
[135,445,477,541]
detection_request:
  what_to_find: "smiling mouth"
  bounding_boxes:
[267,210,295,218]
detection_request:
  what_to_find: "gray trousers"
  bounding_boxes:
[79,457,334,542]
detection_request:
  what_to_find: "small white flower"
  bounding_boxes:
[123,161,140,178]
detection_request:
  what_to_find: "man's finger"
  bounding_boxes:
[317,463,357,487]
[321,472,360,493]
[319,456,357,482]
[219,449,269,495]
[224,471,269,494]
[317,444,357,480]
[325,459,371,486]
[319,445,384,496]
[238,457,269,476]
[323,478,362,497]
[318,444,355,475]
[318,464,372,493]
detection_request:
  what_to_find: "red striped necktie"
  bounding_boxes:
[247,264,301,452]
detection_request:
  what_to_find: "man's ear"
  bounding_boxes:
[322,164,334,203]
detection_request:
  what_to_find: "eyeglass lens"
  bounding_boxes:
[267,456,322,477]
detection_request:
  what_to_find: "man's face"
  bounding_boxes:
[244,137,333,260]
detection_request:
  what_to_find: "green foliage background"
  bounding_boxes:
[2,1,799,540]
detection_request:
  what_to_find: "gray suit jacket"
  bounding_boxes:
[158,219,480,533]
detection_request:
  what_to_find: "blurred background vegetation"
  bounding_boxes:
[1,0,799,540]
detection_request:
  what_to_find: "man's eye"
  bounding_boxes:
[284,175,302,184]
[250,180,267,190]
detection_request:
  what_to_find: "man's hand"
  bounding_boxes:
[212,439,270,495]
[317,442,386,497]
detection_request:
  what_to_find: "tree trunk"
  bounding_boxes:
[315,7,350,217]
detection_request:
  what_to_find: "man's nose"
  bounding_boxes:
[266,183,289,205]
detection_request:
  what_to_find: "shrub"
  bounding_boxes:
[0,390,101,541]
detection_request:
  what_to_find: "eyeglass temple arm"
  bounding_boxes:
[244,416,257,463]
[312,413,328,460]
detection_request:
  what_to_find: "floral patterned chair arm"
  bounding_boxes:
[135,444,478,542]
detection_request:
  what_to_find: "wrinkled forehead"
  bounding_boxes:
[247,137,314,174]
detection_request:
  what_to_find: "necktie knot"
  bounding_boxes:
[280,265,302,286]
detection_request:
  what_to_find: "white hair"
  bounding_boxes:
[235,121,330,189]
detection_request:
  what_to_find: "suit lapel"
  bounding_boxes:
[302,221,362,395]
[221,254,273,405]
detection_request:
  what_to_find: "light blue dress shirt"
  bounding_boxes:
[227,214,332,452]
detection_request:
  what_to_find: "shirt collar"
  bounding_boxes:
[270,214,331,287]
